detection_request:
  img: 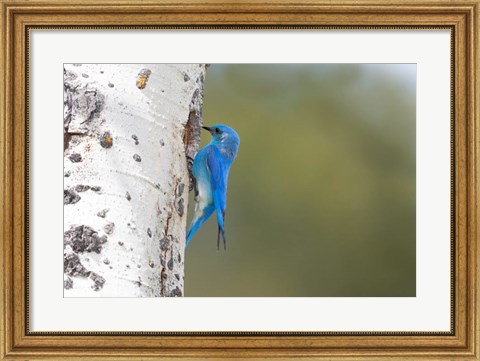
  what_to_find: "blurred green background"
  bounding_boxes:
[185,64,416,297]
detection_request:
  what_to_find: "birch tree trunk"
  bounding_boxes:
[63,64,205,297]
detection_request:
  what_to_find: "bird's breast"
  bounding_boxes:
[193,162,213,204]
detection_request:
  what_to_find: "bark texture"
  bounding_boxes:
[63,64,206,297]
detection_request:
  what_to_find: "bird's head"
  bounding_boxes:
[202,124,240,145]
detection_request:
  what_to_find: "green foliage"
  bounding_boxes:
[185,64,416,297]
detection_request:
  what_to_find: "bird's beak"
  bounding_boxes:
[202,126,212,132]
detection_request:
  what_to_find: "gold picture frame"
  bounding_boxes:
[1,0,478,359]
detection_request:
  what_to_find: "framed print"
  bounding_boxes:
[1,0,479,359]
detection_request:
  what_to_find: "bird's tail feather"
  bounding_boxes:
[216,225,226,251]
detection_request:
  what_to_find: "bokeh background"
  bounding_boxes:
[185,64,416,297]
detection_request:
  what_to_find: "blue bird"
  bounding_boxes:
[186,124,240,250]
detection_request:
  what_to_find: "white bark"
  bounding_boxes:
[63,64,206,297]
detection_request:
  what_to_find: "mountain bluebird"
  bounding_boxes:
[186,124,240,250]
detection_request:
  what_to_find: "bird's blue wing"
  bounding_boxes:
[206,147,229,248]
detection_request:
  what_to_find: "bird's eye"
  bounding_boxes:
[215,128,220,134]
